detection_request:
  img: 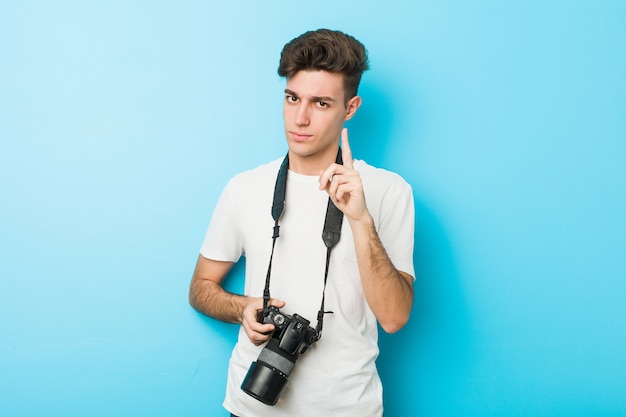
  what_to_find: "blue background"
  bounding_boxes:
[1,1,625,416]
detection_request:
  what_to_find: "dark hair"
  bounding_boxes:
[278,29,369,102]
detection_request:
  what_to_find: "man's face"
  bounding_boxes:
[283,70,360,174]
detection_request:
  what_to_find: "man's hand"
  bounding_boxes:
[241,297,286,346]
[319,128,368,222]
[189,256,289,346]
[318,129,414,333]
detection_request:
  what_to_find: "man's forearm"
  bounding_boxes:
[349,214,414,333]
[188,255,286,346]
[189,278,248,324]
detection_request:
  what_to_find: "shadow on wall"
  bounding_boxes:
[351,80,473,415]
[346,81,397,168]
[378,197,472,415]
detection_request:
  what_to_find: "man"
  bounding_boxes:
[189,29,415,417]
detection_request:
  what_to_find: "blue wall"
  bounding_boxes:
[1,1,625,416]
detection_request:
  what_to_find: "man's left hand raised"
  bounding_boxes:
[319,128,369,222]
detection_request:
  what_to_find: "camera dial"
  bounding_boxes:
[272,314,285,326]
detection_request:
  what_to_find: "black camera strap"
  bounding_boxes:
[263,148,344,339]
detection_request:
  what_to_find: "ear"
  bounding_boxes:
[344,95,362,121]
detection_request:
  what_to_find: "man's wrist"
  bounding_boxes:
[347,211,376,239]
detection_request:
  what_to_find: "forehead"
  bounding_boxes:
[285,70,345,99]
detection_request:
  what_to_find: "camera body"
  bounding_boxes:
[241,306,319,405]
[263,306,319,356]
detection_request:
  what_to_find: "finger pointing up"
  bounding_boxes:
[341,128,354,169]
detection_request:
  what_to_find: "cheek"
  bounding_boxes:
[325,112,347,131]
[283,105,292,123]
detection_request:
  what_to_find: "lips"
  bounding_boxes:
[289,131,312,142]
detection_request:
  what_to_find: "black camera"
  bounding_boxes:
[241,305,320,405]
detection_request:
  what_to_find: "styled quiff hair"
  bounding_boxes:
[278,29,369,102]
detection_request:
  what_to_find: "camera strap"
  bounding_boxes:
[263,148,344,339]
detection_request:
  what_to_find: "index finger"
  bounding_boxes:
[341,128,354,169]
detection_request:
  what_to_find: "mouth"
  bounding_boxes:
[289,131,313,142]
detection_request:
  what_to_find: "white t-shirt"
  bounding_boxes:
[200,157,415,417]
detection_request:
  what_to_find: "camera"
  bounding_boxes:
[241,305,320,405]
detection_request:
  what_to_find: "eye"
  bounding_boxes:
[286,95,299,103]
[318,101,328,108]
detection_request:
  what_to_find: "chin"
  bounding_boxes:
[288,148,315,158]
[287,140,313,152]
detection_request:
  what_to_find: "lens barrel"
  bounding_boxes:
[241,360,288,405]
[241,309,318,405]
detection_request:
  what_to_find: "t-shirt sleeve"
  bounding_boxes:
[199,181,244,262]
[377,178,416,279]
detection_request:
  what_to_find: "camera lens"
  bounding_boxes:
[241,360,288,406]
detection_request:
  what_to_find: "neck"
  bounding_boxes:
[287,147,340,176]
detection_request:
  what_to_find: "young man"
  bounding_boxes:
[189,29,415,417]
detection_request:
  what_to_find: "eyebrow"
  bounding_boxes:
[284,89,337,103]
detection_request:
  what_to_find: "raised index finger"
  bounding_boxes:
[341,128,354,169]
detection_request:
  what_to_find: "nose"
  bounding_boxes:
[295,103,310,126]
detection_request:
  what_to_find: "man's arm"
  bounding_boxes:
[347,215,414,333]
[319,128,414,333]
[189,255,285,345]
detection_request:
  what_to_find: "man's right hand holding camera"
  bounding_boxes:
[242,297,286,346]
[189,255,286,347]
